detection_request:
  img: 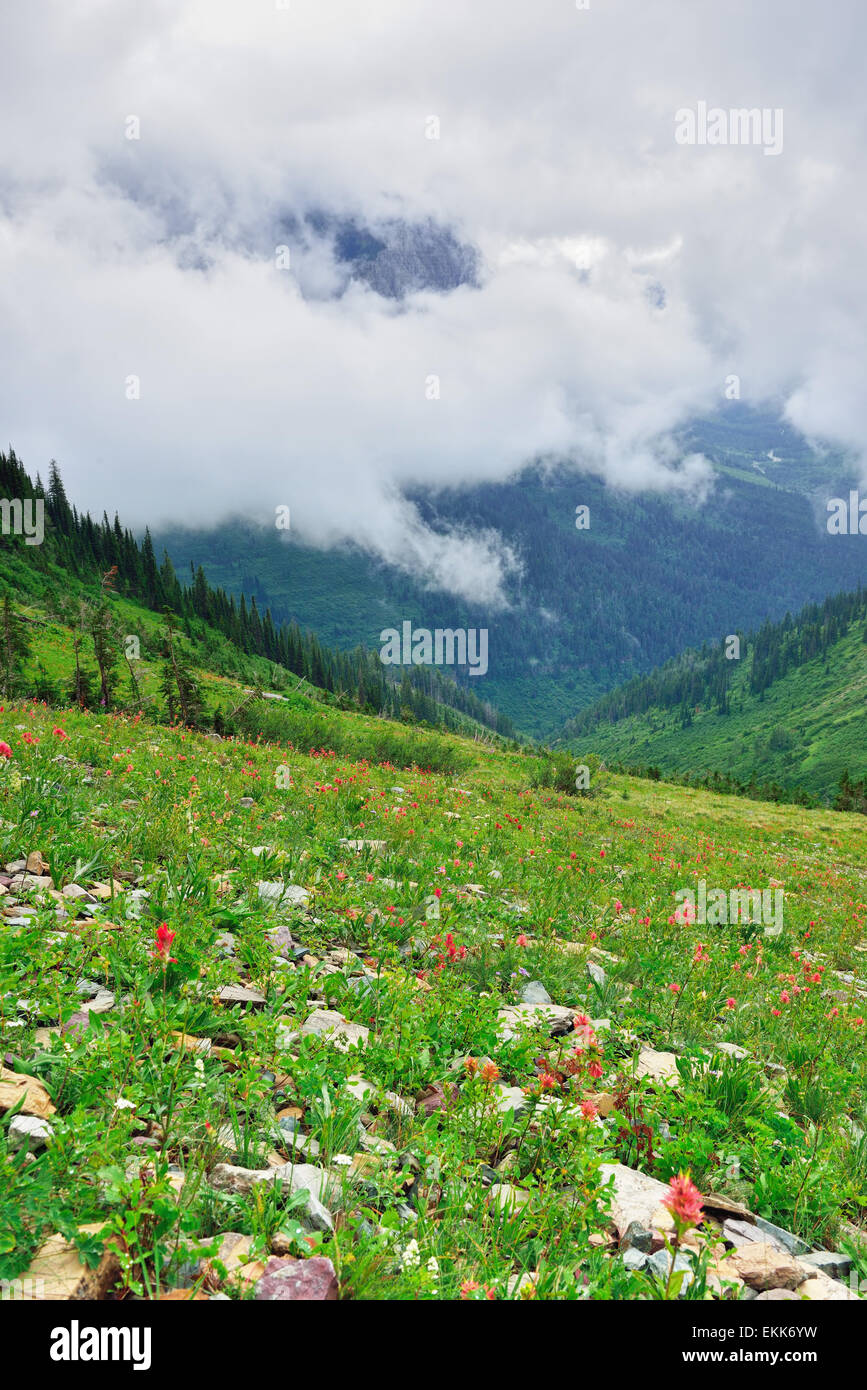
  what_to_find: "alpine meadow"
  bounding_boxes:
[2,0,867,1360]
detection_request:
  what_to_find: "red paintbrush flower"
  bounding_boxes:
[152,923,177,966]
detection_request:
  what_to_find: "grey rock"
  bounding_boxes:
[83,990,115,1014]
[8,1114,54,1152]
[257,881,310,909]
[218,984,266,1009]
[755,1216,811,1257]
[621,1220,654,1254]
[799,1250,852,1282]
[519,980,552,1006]
[647,1247,694,1289]
[622,1247,650,1272]
[587,960,607,989]
[209,1160,336,1232]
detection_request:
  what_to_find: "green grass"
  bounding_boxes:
[1,687,866,1301]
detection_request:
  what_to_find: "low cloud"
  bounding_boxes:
[0,0,864,601]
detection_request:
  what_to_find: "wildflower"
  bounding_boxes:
[152,923,177,966]
[460,1280,480,1299]
[771,1007,782,1017]
[516,933,529,948]
[539,1073,558,1091]
[465,1057,479,1076]
[399,1238,421,1271]
[587,1060,603,1080]
[480,1061,500,1084]
[725,997,736,1009]
[780,990,791,1004]
[426,1257,439,1278]
[668,983,681,994]
[662,1172,703,1228]
[581,1098,598,1119]
[0,741,13,759]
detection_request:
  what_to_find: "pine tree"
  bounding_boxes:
[159,610,205,727]
[0,594,31,697]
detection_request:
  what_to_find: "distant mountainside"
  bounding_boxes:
[155,405,867,739]
[561,585,867,803]
[0,450,516,743]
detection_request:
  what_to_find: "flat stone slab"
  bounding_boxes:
[254,1255,338,1301]
[600,1163,675,1247]
[300,1009,369,1051]
[257,881,310,908]
[636,1048,680,1084]
[218,985,266,1008]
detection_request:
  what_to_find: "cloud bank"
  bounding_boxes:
[1,0,865,600]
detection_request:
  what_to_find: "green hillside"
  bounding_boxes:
[562,589,867,803]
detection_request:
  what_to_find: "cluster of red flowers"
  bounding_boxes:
[433,932,467,969]
[662,1172,704,1229]
[151,923,177,966]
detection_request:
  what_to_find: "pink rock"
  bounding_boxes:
[254,1255,338,1301]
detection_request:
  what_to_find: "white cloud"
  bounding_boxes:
[0,0,865,600]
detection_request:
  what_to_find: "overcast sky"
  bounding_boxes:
[1,0,864,600]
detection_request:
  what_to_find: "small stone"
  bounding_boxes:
[799,1251,852,1282]
[218,984,266,1009]
[647,1247,694,1289]
[601,1163,674,1249]
[257,881,310,908]
[0,1066,56,1118]
[300,1009,369,1051]
[506,1272,537,1298]
[383,1091,413,1120]
[636,1047,680,1084]
[493,1084,528,1117]
[622,1247,650,1272]
[587,960,607,989]
[488,1183,530,1213]
[796,1269,859,1301]
[254,1255,338,1301]
[621,1220,654,1253]
[755,1288,801,1301]
[8,1114,54,1152]
[345,1075,375,1105]
[754,1216,811,1257]
[519,980,552,1006]
[62,883,95,902]
[727,1243,804,1291]
[83,990,115,1014]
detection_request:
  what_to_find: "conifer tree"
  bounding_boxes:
[0,593,31,697]
[159,609,205,726]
